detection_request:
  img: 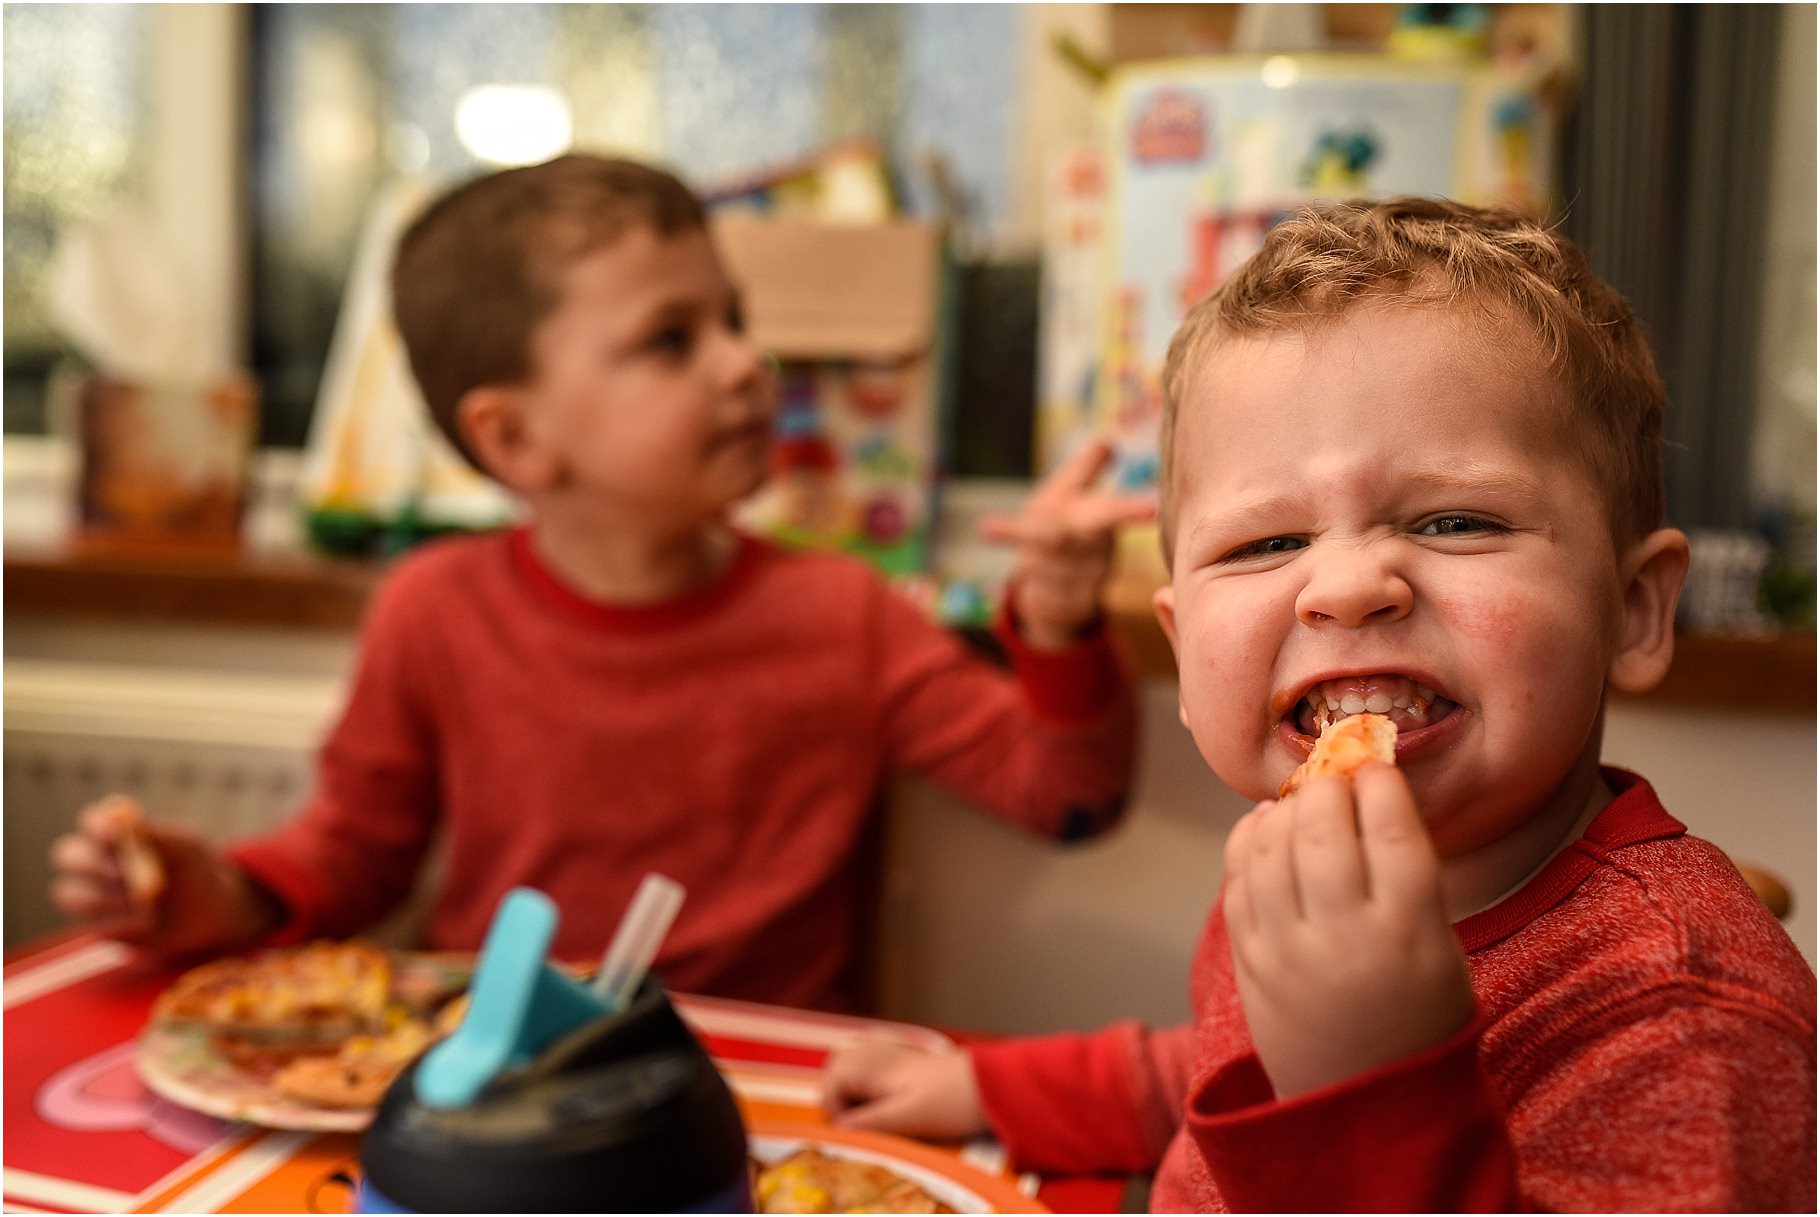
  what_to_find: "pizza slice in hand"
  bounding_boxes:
[96,794,166,905]
[1279,713,1398,798]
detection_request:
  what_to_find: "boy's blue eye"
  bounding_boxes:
[1418,514,1508,537]
[1221,536,1306,562]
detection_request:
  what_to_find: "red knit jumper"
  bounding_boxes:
[972,771,1816,1211]
[230,527,1136,1011]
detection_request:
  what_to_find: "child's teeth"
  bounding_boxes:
[1301,678,1447,737]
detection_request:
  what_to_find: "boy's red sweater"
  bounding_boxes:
[972,771,1817,1211]
[230,527,1135,1010]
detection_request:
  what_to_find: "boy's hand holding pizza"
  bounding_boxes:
[49,794,281,957]
[1224,759,1475,1100]
[980,437,1156,651]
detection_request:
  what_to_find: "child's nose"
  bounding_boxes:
[1294,549,1414,628]
[717,328,768,392]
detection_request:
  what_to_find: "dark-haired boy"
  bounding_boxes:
[49,156,1151,1011]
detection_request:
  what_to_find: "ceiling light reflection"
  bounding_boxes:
[454,85,573,166]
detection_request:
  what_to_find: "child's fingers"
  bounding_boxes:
[977,512,1060,549]
[821,1038,911,1115]
[1009,563,1102,605]
[77,797,134,846]
[50,873,133,922]
[832,1091,922,1133]
[1353,763,1442,906]
[1068,493,1159,534]
[1221,807,1263,936]
[1031,436,1115,504]
[990,495,1155,547]
[1240,797,1302,926]
[1289,776,1368,917]
[50,832,123,886]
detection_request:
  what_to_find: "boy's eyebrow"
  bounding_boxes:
[633,286,739,327]
[1185,463,1548,541]
[1398,463,1548,501]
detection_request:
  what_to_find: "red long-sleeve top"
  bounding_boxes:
[229,527,1135,1011]
[972,771,1817,1211]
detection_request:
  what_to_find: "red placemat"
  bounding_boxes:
[4,937,1123,1213]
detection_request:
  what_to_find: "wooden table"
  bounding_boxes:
[3,934,1126,1214]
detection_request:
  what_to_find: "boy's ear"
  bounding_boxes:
[1607,527,1692,695]
[456,386,560,492]
[1153,584,1191,730]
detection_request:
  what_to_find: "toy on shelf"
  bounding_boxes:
[714,214,951,577]
[1035,53,1559,493]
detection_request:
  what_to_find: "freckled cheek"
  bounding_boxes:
[1435,584,1608,719]
[1441,599,1526,648]
[1433,575,1595,652]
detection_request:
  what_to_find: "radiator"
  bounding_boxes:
[4,660,338,946]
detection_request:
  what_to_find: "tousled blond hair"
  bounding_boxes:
[1157,196,1666,562]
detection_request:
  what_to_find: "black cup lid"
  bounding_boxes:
[361,986,748,1212]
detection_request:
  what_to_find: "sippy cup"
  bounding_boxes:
[355,888,750,1213]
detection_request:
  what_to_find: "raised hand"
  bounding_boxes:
[822,1037,988,1142]
[1223,763,1475,1099]
[980,437,1156,651]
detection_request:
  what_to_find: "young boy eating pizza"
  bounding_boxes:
[821,197,1816,1210]
[47,155,1152,1013]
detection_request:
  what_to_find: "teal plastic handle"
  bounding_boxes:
[414,887,611,1109]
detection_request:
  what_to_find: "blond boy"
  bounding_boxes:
[824,198,1815,1209]
[48,156,1153,1011]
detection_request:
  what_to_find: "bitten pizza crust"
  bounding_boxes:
[1279,713,1398,798]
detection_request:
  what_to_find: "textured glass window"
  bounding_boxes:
[2,3,152,433]
[249,3,1023,451]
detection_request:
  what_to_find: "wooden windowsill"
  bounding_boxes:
[5,545,1813,713]
[4,544,383,632]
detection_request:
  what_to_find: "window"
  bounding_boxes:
[2,3,152,433]
[248,3,1024,452]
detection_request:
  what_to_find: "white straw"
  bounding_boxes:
[593,872,686,1010]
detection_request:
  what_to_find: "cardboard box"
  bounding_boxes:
[714,215,951,575]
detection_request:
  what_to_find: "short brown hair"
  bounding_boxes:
[1157,196,1667,560]
[391,155,706,467]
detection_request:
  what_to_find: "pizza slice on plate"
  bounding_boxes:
[153,940,395,1048]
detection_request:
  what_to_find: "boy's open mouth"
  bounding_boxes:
[1288,674,1461,740]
